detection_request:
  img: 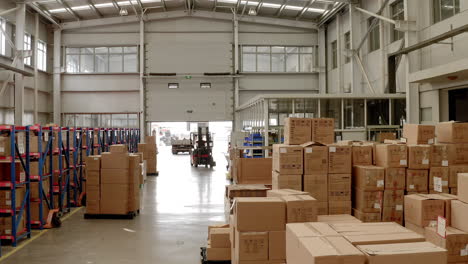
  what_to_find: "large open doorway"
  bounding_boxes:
[449,88,468,122]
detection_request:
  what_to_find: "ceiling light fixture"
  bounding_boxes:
[119,8,129,15]
[248,8,257,15]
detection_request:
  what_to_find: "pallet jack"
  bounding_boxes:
[42,188,62,229]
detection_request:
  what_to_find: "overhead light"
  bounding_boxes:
[248,8,257,15]
[119,8,129,15]
[200,83,211,89]
[168,83,179,89]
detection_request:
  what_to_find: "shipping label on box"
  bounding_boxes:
[429,167,449,188]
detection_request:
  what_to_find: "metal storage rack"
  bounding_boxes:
[0,125,32,247]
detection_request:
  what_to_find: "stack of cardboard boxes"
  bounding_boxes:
[351,165,384,222]
[85,155,101,214]
[138,136,158,175]
[206,225,231,261]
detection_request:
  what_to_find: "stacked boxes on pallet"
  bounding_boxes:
[138,136,158,175]
[85,155,101,214]
[328,144,352,215]
[206,224,231,261]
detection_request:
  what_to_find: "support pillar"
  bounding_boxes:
[34,13,39,124]
[53,29,62,125]
[139,18,146,142]
[14,3,25,125]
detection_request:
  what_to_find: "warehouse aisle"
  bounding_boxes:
[2,146,229,264]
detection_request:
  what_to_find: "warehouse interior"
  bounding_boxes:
[1,0,468,263]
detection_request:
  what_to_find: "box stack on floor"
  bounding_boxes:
[206,224,231,261]
[138,136,158,176]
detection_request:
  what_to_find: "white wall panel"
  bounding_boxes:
[62,91,139,113]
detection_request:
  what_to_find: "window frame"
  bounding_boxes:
[391,0,405,42]
[0,18,5,56]
[331,40,337,69]
[37,40,47,71]
[368,17,380,53]
[24,33,32,66]
[344,32,351,64]
[433,0,460,24]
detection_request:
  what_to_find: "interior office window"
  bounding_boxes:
[391,0,404,42]
[271,46,285,72]
[300,47,314,72]
[257,46,271,72]
[433,0,460,23]
[368,18,380,52]
[0,18,5,56]
[286,47,299,72]
[95,47,108,73]
[37,40,47,71]
[331,41,337,69]
[65,46,138,73]
[344,32,351,63]
[24,33,32,66]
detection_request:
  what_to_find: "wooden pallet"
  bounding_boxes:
[200,247,231,264]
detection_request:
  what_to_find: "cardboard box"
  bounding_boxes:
[425,226,468,263]
[30,178,50,200]
[381,207,404,225]
[451,187,457,195]
[402,124,435,145]
[451,200,468,233]
[375,144,408,168]
[301,142,328,174]
[383,190,404,208]
[0,135,11,156]
[352,145,374,166]
[448,143,468,165]
[272,172,302,191]
[328,145,352,174]
[329,201,352,215]
[328,174,351,201]
[357,242,447,264]
[303,173,328,201]
[101,169,129,184]
[406,169,428,192]
[317,214,362,224]
[425,193,456,225]
[206,246,230,261]
[352,166,385,191]
[284,118,312,145]
[86,185,100,201]
[0,162,26,182]
[459,173,468,203]
[85,155,101,171]
[210,228,230,248]
[87,170,100,186]
[86,199,100,214]
[287,235,365,264]
[267,189,308,198]
[109,144,128,153]
[272,145,303,175]
[384,168,406,190]
[352,209,381,222]
[317,201,328,215]
[0,187,25,209]
[449,165,468,188]
[353,189,383,213]
[100,152,129,169]
[234,197,286,232]
[286,222,340,247]
[436,121,468,143]
[30,201,49,222]
[430,144,450,167]
[311,118,335,145]
[235,231,268,261]
[408,145,431,170]
[235,158,272,184]
[404,194,445,227]
[404,222,426,236]
[429,167,449,190]
[269,231,285,260]
[281,195,317,223]
[100,184,129,214]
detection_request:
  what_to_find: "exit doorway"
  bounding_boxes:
[449,88,468,122]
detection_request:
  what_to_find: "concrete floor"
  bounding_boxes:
[2,146,229,264]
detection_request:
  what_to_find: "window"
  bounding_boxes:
[331,41,337,69]
[168,83,179,89]
[24,33,32,66]
[37,40,47,71]
[433,0,460,23]
[368,18,380,52]
[0,18,5,56]
[65,46,138,73]
[344,32,351,63]
[391,0,404,42]
[241,45,317,73]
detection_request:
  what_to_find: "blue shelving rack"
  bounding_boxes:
[0,125,32,247]
[243,133,264,158]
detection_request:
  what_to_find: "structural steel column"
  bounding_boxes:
[139,18,146,142]
[14,3,26,125]
[233,13,239,108]
[34,13,39,123]
[53,28,62,125]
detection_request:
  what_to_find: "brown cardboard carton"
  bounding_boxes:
[353,189,383,213]
[206,246,230,261]
[425,226,468,263]
[269,231,285,260]
[301,142,328,174]
[317,214,362,224]
[383,190,404,208]
[459,173,468,203]
[287,235,365,264]
[234,197,286,232]
[403,124,435,145]
[375,144,408,168]
[436,121,468,143]
[100,184,129,214]
[352,145,373,166]
[0,135,11,156]
[109,144,128,153]
[449,165,468,188]
[329,201,352,215]
[357,242,447,264]
[448,144,468,165]
[87,170,100,186]
[85,155,101,171]
[405,222,426,236]
[281,195,317,223]
[381,207,404,225]
[431,144,450,167]
[101,152,129,169]
[451,187,457,195]
[286,222,340,241]
[384,168,406,190]
[317,201,329,215]
[425,193,456,225]
[227,184,269,199]
[210,228,230,248]
[352,209,381,222]
[272,145,303,175]
[404,194,445,227]
[352,166,385,191]
[86,185,100,201]
[311,118,335,145]
[267,189,308,198]
[303,173,328,201]
[451,200,468,233]
[0,187,25,209]
[272,172,301,191]
[101,169,129,184]
[31,201,49,222]
[283,118,312,145]
[429,167,449,190]
[30,178,50,200]
[408,145,431,169]
[328,145,352,174]
[235,231,268,261]
[328,174,351,201]
[406,169,429,192]
[86,199,100,214]
[236,158,273,184]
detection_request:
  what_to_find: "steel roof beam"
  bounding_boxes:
[87,0,103,18]
[56,0,81,20]
[296,0,316,20]
[161,0,167,11]
[276,0,289,17]
[27,2,61,27]
[255,0,263,14]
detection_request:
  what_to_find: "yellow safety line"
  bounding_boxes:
[0,207,83,262]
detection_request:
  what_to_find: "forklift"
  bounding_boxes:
[190,126,216,168]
